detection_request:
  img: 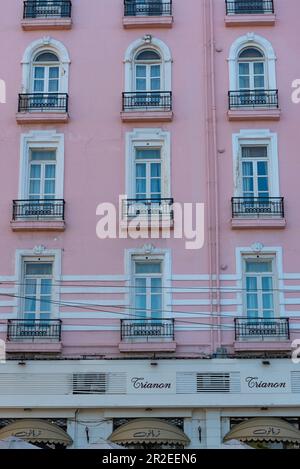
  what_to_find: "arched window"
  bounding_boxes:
[21,38,70,94]
[134,49,162,94]
[32,51,60,94]
[237,47,265,92]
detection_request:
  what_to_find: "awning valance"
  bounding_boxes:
[109,419,190,445]
[224,418,300,443]
[0,419,72,446]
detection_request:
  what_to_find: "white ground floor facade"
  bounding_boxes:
[0,358,300,449]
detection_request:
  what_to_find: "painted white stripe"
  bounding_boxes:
[284,299,300,305]
[171,275,238,281]
[171,299,239,306]
[60,287,127,294]
[61,275,127,282]
[282,274,300,280]
[0,277,16,283]
[0,302,17,307]
[59,300,127,306]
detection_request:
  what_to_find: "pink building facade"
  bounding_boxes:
[0,0,299,449]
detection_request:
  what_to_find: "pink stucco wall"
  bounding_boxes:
[0,0,299,357]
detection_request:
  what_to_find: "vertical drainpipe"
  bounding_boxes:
[203,0,221,353]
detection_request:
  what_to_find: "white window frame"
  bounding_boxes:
[133,258,163,320]
[19,130,64,200]
[14,248,62,320]
[22,256,54,320]
[232,129,279,198]
[126,128,171,199]
[235,246,284,317]
[21,37,70,94]
[242,255,278,319]
[228,33,277,91]
[124,37,172,93]
[125,245,172,320]
[237,50,266,90]
[32,55,60,94]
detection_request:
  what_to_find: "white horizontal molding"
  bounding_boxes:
[60,312,127,319]
[282,274,300,280]
[60,299,127,306]
[171,299,239,306]
[60,287,127,294]
[62,325,120,331]
[61,275,127,282]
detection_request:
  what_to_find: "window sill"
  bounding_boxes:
[11,220,65,232]
[121,110,173,123]
[231,218,286,229]
[227,108,281,121]
[21,17,72,30]
[123,15,173,29]
[234,340,291,352]
[16,112,69,124]
[6,341,62,353]
[225,13,276,27]
[119,341,176,353]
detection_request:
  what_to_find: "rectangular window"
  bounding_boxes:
[244,258,275,319]
[241,145,269,199]
[134,260,163,320]
[135,148,161,200]
[29,149,56,200]
[22,259,53,321]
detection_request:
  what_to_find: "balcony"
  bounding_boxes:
[225,1,275,26]
[16,93,69,124]
[121,198,174,230]
[228,90,280,121]
[11,199,65,232]
[21,1,72,30]
[234,318,290,352]
[6,319,62,353]
[123,1,173,29]
[121,92,173,122]
[119,319,176,352]
[231,197,286,229]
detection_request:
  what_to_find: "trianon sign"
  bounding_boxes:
[128,375,176,394]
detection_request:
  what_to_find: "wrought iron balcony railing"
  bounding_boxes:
[226,0,274,15]
[235,318,290,341]
[231,197,284,218]
[121,319,175,341]
[7,319,62,341]
[13,199,65,221]
[23,0,72,18]
[18,93,69,113]
[123,198,174,219]
[122,92,172,111]
[228,90,278,109]
[124,0,172,16]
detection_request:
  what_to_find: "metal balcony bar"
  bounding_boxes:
[123,198,174,218]
[124,0,172,16]
[18,93,69,113]
[121,319,175,340]
[7,319,62,341]
[234,318,290,341]
[226,0,274,14]
[122,92,172,111]
[23,1,72,18]
[13,199,65,221]
[228,90,278,109]
[231,197,284,218]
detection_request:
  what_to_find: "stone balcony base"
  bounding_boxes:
[227,108,281,121]
[234,341,291,352]
[231,218,286,229]
[119,341,177,353]
[225,14,276,27]
[6,342,62,353]
[21,18,72,30]
[123,16,173,29]
[121,110,173,122]
[16,112,69,124]
[11,220,65,232]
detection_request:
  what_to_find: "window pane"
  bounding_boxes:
[257,177,269,192]
[35,52,59,62]
[239,48,264,59]
[257,161,268,175]
[254,62,264,74]
[49,67,59,79]
[44,180,55,195]
[136,149,161,160]
[136,65,146,78]
[238,63,249,75]
[136,50,161,61]
[135,263,161,274]
[245,261,272,273]
[254,76,265,89]
[33,80,44,92]
[242,146,268,158]
[29,180,41,195]
[30,164,41,178]
[239,76,250,89]
[151,65,161,78]
[48,80,59,92]
[31,151,56,161]
[34,67,45,79]
[25,263,53,276]
[45,164,56,178]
